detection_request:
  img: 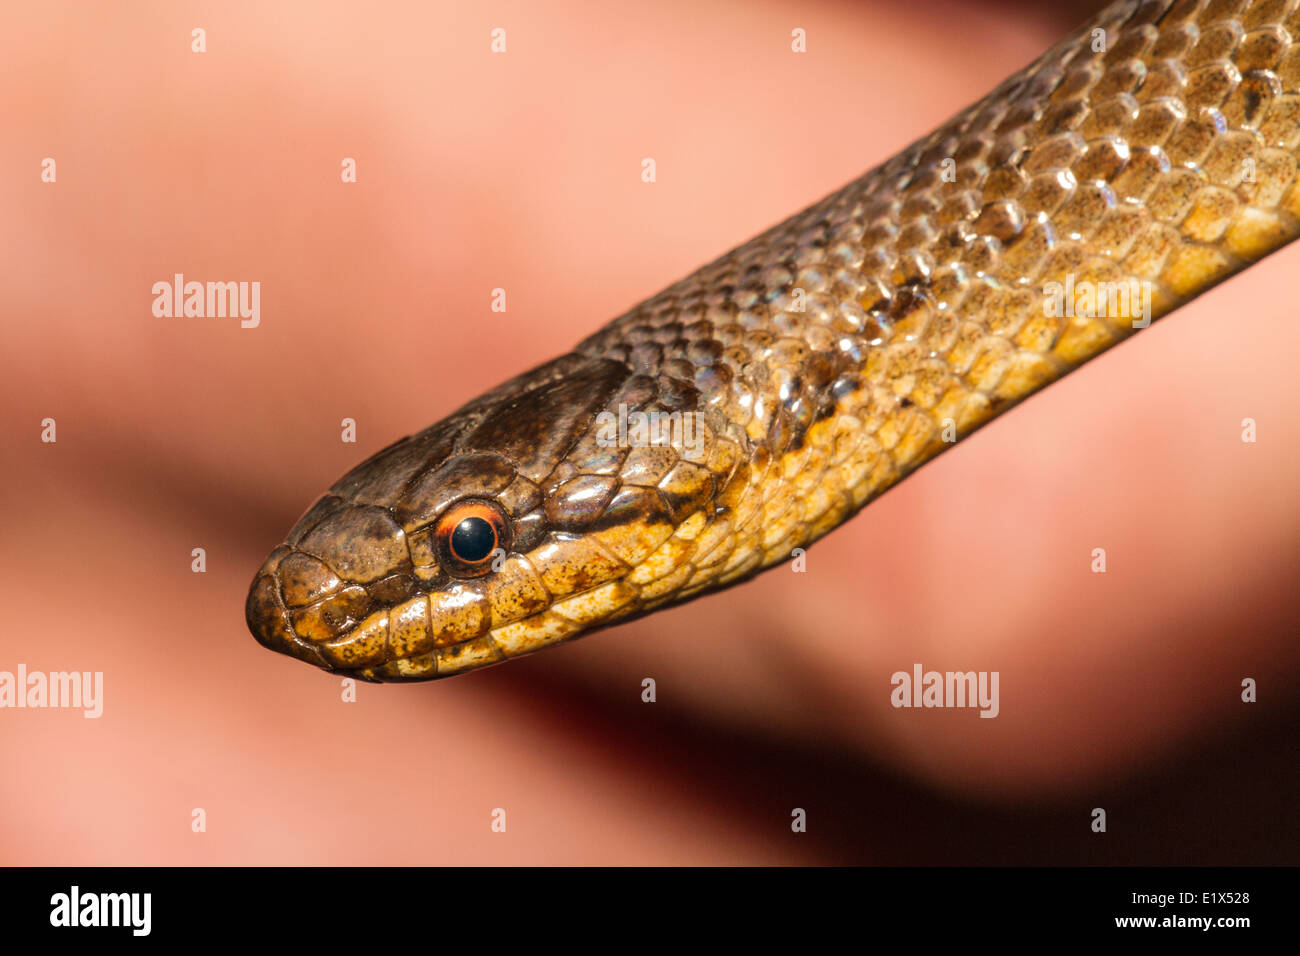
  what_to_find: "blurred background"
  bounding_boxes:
[1,0,1297,865]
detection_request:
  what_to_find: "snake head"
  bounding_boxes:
[246,354,750,681]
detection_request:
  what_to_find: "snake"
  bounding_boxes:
[247,0,1300,682]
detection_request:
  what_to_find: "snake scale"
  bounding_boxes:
[248,0,1300,681]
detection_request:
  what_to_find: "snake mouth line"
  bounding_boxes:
[355,568,646,682]
[247,532,649,681]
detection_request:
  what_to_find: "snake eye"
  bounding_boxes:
[434,500,509,576]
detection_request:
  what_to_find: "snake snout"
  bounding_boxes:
[245,549,332,668]
[246,497,416,670]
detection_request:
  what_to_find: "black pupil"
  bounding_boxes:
[450,516,496,563]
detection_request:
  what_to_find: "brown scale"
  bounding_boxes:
[248,0,1300,681]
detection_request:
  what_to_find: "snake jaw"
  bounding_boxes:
[247,461,726,681]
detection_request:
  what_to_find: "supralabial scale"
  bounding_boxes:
[249,0,1300,681]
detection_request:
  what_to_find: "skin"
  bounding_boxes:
[1,0,1297,864]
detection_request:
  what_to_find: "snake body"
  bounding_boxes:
[248,0,1300,681]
